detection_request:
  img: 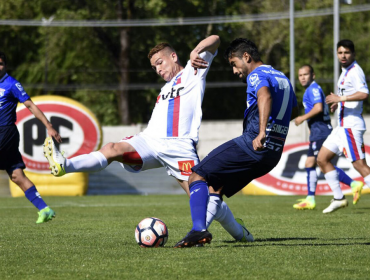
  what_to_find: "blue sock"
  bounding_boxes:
[24,186,48,211]
[189,180,209,232]
[335,166,353,186]
[306,167,317,196]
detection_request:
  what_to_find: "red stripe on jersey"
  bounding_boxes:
[340,101,345,127]
[348,128,360,160]
[172,96,180,137]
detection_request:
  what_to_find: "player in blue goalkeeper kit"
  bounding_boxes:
[0,51,61,223]
[293,64,363,210]
[175,38,299,247]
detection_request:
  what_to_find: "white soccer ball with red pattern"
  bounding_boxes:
[135,217,168,248]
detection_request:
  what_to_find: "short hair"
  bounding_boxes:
[224,38,261,62]
[299,64,314,75]
[0,51,7,65]
[337,39,355,53]
[148,43,176,60]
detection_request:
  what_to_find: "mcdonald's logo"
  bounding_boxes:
[178,160,195,176]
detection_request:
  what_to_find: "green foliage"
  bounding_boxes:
[0,194,369,279]
[1,0,370,124]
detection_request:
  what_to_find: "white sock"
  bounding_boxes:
[206,195,243,240]
[65,151,108,173]
[364,174,370,188]
[324,169,343,199]
[308,169,318,194]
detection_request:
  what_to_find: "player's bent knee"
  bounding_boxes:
[189,172,205,185]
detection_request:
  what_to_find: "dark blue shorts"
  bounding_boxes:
[192,139,276,198]
[307,138,326,158]
[0,125,26,174]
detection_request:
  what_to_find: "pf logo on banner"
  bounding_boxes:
[252,142,369,195]
[16,96,102,174]
[178,160,195,176]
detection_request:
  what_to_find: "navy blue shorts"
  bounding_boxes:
[307,138,326,158]
[192,139,276,198]
[0,125,26,174]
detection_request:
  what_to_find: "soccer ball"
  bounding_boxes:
[135,217,168,248]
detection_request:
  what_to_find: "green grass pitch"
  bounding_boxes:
[0,194,369,280]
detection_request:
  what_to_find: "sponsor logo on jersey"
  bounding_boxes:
[16,96,102,173]
[15,82,24,93]
[249,73,259,86]
[162,87,184,101]
[312,88,320,97]
[251,142,369,195]
[178,160,195,176]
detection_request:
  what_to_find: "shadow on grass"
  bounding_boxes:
[213,238,370,248]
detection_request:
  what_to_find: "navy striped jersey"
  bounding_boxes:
[235,65,297,163]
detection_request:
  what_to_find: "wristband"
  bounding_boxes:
[340,96,348,102]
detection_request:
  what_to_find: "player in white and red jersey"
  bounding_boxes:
[317,39,370,213]
[43,35,253,242]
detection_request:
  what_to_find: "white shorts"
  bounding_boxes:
[323,126,366,162]
[119,132,199,181]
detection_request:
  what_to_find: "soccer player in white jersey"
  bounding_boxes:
[43,35,252,242]
[317,39,370,213]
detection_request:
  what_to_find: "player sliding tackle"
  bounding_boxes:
[44,35,253,243]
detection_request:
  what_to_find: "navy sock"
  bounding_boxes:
[335,166,353,186]
[24,186,48,211]
[189,180,209,232]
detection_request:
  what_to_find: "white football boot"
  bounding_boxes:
[322,198,348,214]
[43,137,66,177]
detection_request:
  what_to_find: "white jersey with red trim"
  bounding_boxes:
[143,50,217,143]
[337,60,369,130]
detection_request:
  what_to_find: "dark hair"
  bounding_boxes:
[148,43,176,59]
[299,64,314,75]
[0,51,7,65]
[337,39,355,53]
[224,38,261,62]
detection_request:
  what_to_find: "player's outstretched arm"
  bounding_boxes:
[294,102,322,126]
[190,35,220,75]
[23,99,62,143]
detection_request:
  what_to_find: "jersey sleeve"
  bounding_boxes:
[11,81,30,103]
[253,71,269,93]
[352,68,369,94]
[196,50,218,79]
[308,87,323,105]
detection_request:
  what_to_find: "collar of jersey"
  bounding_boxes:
[342,60,356,71]
[166,69,184,84]
[0,73,8,83]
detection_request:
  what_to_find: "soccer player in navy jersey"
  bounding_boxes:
[174,38,299,248]
[293,65,362,210]
[0,52,61,223]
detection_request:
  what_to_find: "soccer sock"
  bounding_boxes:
[65,151,108,173]
[324,169,343,200]
[335,166,353,186]
[206,194,222,228]
[24,186,48,211]
[306,167,317,196]
[189,180,209,232]
[363,174,370,188]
